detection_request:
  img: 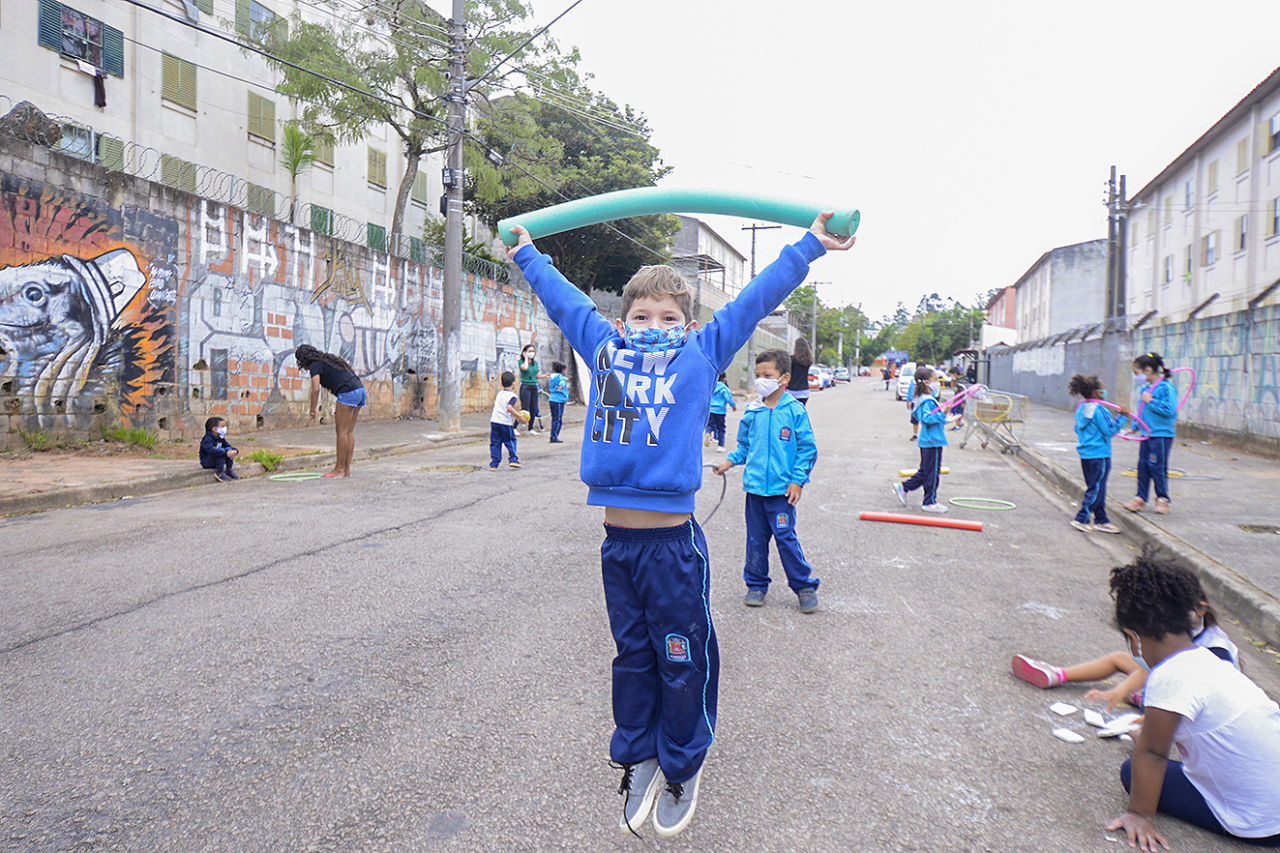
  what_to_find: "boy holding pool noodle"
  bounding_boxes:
[506,215,854,837]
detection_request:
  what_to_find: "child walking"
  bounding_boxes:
[1068,373,1129,534]
[713,350,819,613]
[1103,549,1280,849]
[199,416,239,482]
[705,372,736,451]
[518,344,546,434]
[1125,352,1178,515]
[547,360,568,443]
[489,371,522,469]
[893,366,953,513]
[508,215,854,838]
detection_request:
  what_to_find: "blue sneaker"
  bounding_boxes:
[796,587,818,614]
[653,765,703,838]
[743,588,766,607]
[614,758,663,836]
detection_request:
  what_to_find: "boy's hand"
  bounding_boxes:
[712,460,733,475]
[226,448,238,458]
[808,212,856,251]
[505,225,534,258]
[786,483,803,505]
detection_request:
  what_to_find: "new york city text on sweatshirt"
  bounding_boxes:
[514,233,825,513]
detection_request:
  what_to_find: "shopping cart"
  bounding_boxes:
[958,387,1029,453]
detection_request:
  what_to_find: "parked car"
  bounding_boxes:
[807,368,823,391]
[895,362,917,400]
[834,367,851,382]
[817,365,834,388]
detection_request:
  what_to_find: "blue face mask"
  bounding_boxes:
[1099,389,1107,400]
[623,323,689,353]
[1125,631,1150,671]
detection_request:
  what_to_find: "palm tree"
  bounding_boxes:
[280,124,316,225]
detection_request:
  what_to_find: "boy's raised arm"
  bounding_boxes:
[507,225,615,360]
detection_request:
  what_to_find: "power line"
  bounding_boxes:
[467,0,584,91]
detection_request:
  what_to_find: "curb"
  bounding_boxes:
[1017,443,1280,650]
[0,429,489,519]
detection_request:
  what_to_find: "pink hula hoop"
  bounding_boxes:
[940,383,985,412]
[1170,366,1196,411]
[1078,398,1150,442]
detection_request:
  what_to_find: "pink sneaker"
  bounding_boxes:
[1011,654,1065,689]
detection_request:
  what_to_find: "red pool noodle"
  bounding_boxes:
[858,511,984,532]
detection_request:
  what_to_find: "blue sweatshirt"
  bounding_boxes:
[199,431,236,467]
[709,381,736,415]
[1075,400,1122,459]
[547,372,568,403]
[513,232,826,513]
[1139,378,1177,437]
[726,393,816,496]
[914,394,949,448]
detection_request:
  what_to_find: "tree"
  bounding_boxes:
[253,0,566,248]
[468,89,678,294]
[279,124,316,225]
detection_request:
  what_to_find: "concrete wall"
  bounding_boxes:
[1013,240,1105,341]
[986,325,1133,411]
[0,133,549,449]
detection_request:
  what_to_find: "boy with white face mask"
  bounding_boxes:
[199,416,239,482]
[714,349,820,613]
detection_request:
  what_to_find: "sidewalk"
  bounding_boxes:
[0,406,586,518]
[1009,401,1280,648]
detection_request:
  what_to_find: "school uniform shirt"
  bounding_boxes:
[913,394,949,448]
[709,381,735,415]
[725,393,817,497]
[513,232,826,514]
[547,373,568,404]
[1139,379,1178,437]
[1075,400,1122,459]
[1143,646,1280,838]
[307,359,362,394]
[490,389,518,426]
[1194,623,1240,668]
[199,432,236,467]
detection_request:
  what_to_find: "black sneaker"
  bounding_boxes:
[613,758,663,836]
[214,471,231,483]
[797,587,818,614]
[743,588,766,607]
[225,470,240,480]
[653,765,703,838]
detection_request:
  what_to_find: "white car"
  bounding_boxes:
[895,362,917,400]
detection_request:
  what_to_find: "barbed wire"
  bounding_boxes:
[0,93,507,282]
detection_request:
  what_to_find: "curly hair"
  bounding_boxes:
[294,343,354,374]
[1132,351,1171,379]
[1068,373,1104,399]
[1110,545,1204,639]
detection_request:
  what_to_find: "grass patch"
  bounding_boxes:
[248,449,285,471]
[102,425,159,448]
[19,428,62,451]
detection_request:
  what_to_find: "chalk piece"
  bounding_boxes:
[1098,713,1143,738]
[1050,702,1078,716]
[1052,728,1084,743]
[1119,734,1133,744]
[1084,709,1105,727]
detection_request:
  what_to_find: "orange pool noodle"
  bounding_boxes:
[858,511,983,532]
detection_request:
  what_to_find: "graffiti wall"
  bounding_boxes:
[0,140,549,447]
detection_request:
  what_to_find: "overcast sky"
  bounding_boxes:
[502,0,1280,322]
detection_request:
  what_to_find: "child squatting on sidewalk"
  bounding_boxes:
[713,349,820,613]
[508,215,854,838]
[199,417,239,482]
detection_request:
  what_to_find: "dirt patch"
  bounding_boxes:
[1,438,312,464]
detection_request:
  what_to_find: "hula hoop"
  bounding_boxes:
[948,497,1017,511]
[700,463,729,525]
[939,383,985,412]
[1170,367,1196,411]
[268,471,326,481]
[1122,468,1184,478]
[497,187,860,247]
[976,393,1015,423]
[1078,398,1150,442]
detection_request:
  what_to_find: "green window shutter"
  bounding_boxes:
[97,135,124,170]
[1259,121,1273,159]
[162,54,197,109]
[102,24,123,77]
[38,0,62,51]
[269,12,287,41]
[368,148,386,187]
[194,0,213,12]
[236,0,250,35]
[311,205,334,235]
[409,236,425,263]
[367,223,387,252]
[248,92,275,142]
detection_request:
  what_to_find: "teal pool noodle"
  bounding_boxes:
[497,187,860,247]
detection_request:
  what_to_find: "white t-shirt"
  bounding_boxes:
[1143,646,1280,837]
[1193,622,1239,668]
[490,389,518,426]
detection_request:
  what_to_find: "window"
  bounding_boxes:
[310,205,334,235]
[1147,208,1155,231]
[314,134,334,167]
[53,122,94,160]
[1237,215,1248,252]
[236,0,285,40]
[37,0,124,76]
[1184,245,1193,282]
[1206,159,1218,194]
[1184,179,1194,211]
[1163,255,1173,286]
[368,148,387,188]
[1271,198,1280,237]
[367,223,387,252]
[409,236,427,263]
[1129,222,1138,245]
[1272,114,1280,154]
[1201,231,1218,266]
[1237,137,1250,175]
[245,183,274,217]
[161,53,197,110]
[247,92,275,142]
[160,154,198,193]
[411,171,428,206]
[1163,196,1172,224]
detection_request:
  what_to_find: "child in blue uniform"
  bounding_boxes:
[713,350,819,612]
[1068,373,1130,534]
[893,367,953,512]
[547,360,569,443]
[705,372,736,451]
[199,416,239,482]
[508,215,854,838]
[1125,352,1178,515]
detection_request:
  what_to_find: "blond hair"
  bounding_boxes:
[620,265,693,321]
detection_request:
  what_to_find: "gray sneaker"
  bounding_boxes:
[615,758,663,836]
[796,587,818,614]
[743,588,766,607]
[891,480,907,507]
[653,765,703,838]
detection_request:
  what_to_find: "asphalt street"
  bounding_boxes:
[2,380,1275,852]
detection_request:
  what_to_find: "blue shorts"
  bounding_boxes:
[335,386,366,408]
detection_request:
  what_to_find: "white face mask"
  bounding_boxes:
[755,377,780,398]
[929,381,941,395]
[216,426,228,438]
[1189,613,1204,637]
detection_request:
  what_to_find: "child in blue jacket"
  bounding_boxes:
[547,360,569,443]
[199,416,239,482]
[1068,373,1130,534]
[508,215,854,839]
[705,372,736,451]
[1125,352,1178,515]
[713,350,819,613]
[893,367,954,512]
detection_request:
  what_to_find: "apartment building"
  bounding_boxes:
[1127,66,1280,321]
[1009,239,1106,341]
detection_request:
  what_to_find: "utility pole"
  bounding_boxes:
[439,0,466,432]
[1104,165,1131,321]
[854,301,862,368]
[741,223,780,387]
[808,282,829,356]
